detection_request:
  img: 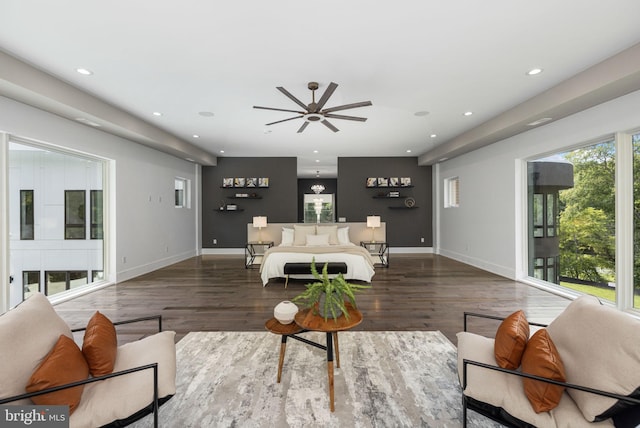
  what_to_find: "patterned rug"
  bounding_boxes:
[130,331,499,427]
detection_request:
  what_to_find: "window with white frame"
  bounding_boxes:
[444,176,460,208]
[175,177,190,208]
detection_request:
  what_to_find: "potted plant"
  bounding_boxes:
[292,258,370,321]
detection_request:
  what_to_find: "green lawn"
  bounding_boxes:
[560,282,640,306]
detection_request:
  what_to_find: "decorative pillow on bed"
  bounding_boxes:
[280,228,294,246]
[316,225,339,245]
[306,234,330,246]
[293,225,316,246]
[337,227,351,245]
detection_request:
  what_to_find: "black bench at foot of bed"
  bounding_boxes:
[283,262,348,288]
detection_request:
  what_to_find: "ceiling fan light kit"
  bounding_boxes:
[253,81,372,133]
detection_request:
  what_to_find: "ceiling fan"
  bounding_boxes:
[253,81,372,133]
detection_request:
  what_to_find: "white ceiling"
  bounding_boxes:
[1,1,640,177]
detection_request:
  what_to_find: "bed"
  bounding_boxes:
[253,223,381,286]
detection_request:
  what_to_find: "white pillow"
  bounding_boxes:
[293,225,316,246]
[337,227,352,245]
[316,225,339,245]
[280,228,294,246]
[306,234,330,246]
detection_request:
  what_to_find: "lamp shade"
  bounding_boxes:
[366,215,381,228]
[253,216,267,228]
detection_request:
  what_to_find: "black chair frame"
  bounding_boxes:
[461,312,640,428]
[0,315,168,428]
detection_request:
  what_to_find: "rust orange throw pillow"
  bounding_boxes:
[521,328,566,413]
[494,310,530,369]
[82,311,117,376]
[26,335,89,414]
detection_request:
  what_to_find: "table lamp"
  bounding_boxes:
[253,216,267,243]
[366,215,381,243]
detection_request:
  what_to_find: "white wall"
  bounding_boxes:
[0,96,200,299]
[435,89,640,279]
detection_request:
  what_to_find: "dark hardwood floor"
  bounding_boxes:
[54,254,572,345]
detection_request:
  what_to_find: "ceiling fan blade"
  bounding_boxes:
[253,105,306,114]
[313,82,338,112]
[266,115,304,126]
[322,101,373,113]
[297,121,310,133]
[276,86,309,111]
[323,113,368,122]
[321,119,339,132]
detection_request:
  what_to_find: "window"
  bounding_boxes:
[22,271,40,299]
[303,193,335,223]
[528,141,616,303]
[90,190,103,239]
[175,177,190,208]
[444,177,459,208]
[632,132,640,309]
[20,190,34,240]
[9,139,105,304]
[45,270,88,296]
[65,190,86,239]
[92,270,104,282]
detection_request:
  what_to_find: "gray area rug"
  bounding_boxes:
[131,331,499,427]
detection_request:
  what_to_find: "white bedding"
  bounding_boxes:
[259,245,375,286]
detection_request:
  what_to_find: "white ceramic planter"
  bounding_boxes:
[274,301,299,324]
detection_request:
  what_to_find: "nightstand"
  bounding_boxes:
[245,241,274,268]
[360,241,389,268]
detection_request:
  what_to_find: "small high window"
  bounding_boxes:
[444,177,460,208]
[175,177,190,208]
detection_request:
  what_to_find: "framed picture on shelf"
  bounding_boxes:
[366,177,377,187]
[389,177,399,187]
[400,177,412,187]
[258,177,270,187]
[246,177,257,187]
[234,177,245,187]
[377,177,389,187]
[222,177,234,188]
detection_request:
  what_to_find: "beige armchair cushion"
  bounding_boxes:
[70,330,176,428]
[0,293,73,404]
[547,295,640,422]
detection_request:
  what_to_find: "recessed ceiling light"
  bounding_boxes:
[406,149,412,153]
[315,159,320,163]
[152,112,162,117]
[464,111,473,116]
[414,111,429,117]
[198,111,215,117]
[313,150,318,154]
[430,134,437,138]
[220,150,225,154]
[527,68,543,76]
[192,134,200,138]
[75,68,93,75]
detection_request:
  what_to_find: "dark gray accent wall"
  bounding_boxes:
[337,157,432,247]
[202,157,298,248]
